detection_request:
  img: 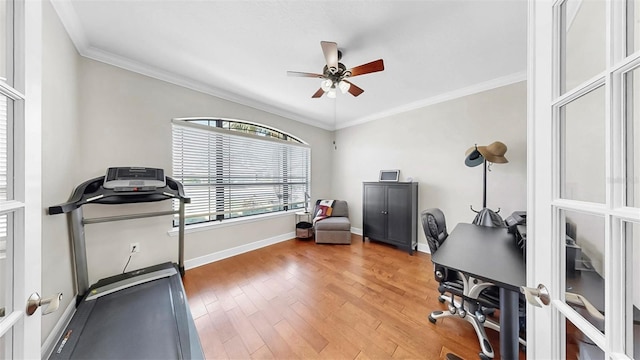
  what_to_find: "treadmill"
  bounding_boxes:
[48,167,203,359]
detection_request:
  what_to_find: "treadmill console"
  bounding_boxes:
[103,167,166,192]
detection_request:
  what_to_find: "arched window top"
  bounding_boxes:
[183,118,305,144]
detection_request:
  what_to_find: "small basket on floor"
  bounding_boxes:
[296,221,313,239]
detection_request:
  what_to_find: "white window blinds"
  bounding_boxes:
[172,119,310,224]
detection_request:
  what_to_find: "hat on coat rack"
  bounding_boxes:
[464,141,509,167]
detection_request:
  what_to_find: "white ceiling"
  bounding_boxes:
[51,0,528,130]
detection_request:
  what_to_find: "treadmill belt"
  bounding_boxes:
[70,278,181,359]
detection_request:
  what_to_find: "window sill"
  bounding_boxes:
[167,210,296,236]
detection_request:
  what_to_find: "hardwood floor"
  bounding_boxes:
[184,234,526,360]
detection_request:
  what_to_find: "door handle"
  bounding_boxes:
[520,284,550,307]
[26,292,63,316]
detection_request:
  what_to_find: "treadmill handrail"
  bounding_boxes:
[47,173,191,297]
[48,175,190,215]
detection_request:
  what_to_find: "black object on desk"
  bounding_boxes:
[431,223,526,360]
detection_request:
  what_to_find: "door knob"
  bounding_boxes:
[26,292,63,316]
[520,284,550,307]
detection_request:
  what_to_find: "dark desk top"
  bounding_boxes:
[430,223,526,292]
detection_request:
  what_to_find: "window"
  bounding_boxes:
[172,118,310,225]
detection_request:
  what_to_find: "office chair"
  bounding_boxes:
[421,208,502,360]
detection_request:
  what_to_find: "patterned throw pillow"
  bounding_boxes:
[316,205,333,218]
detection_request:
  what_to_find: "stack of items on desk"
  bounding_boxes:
[506,211,527,257]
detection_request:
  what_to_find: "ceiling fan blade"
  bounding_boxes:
[344,80,364,97]
[311,88,325,98]
[287,71,324,78]
[347,59,385,77]
[320,41,338,70]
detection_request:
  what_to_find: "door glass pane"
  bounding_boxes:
[0,213,11,322]
[561,86,606,203]
[0,95,10,202]
[626,222,640,359]
[566,315,605,359]
[562,0,606,94]
[563,210,605,332]
[0,329,12,358]
[626,67,640,206]
[0,0,6,82]
[629,0,640,55]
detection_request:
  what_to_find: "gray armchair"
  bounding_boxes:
[313,200,351,244]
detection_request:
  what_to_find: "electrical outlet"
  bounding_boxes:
[130,242,140,254]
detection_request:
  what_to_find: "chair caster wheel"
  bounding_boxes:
[428,315,437,324]
[478,352,491,360]
[438,297,445,303]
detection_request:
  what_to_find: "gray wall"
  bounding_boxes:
[332,81,527,246]
[76,58,333,283]
[41,0,82,346]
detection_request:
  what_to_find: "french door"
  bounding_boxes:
[0,0,41,358]
[529,0,640,359]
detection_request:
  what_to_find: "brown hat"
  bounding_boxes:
[465,141,509,165]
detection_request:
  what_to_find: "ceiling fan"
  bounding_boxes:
[287,41,385,98]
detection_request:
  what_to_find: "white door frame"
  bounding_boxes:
[527,1,555,358]
[0,0,42,358]
[528,0,639,359]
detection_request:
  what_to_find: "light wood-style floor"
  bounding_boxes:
[184,234,526,360]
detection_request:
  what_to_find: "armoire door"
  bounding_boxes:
[386,185,412,245]
[363,183,386,240]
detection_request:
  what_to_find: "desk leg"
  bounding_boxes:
[500,288,519,360]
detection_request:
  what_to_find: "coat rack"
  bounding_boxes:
[465,141,509,227]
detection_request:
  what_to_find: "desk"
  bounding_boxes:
[431,223,525,360]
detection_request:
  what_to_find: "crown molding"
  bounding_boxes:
[81,46,336,131]
[49,1,335,131]
[336,71,527,130]
[50,0,525,133]
[50,0,88,50]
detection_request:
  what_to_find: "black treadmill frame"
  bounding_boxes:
[49,175,190,299]
[47,174,203,359]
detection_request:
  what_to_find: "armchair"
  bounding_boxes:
[313,200,351,244]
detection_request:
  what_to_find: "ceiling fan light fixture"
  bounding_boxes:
[287,41,385,99]
[338,80,350,94]
[321,79,333,92]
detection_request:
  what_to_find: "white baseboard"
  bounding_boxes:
[417,242,430,254]
[184,232,295,270]
[350,227,363,235]
[41,297,77,359]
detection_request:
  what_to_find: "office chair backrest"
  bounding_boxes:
[420,208,448,254]
[421,208,451,283]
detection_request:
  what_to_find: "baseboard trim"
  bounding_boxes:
[350,227,363,236]
[41,298,77,359]
[184,232,295,270]
[417,242,431,254]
